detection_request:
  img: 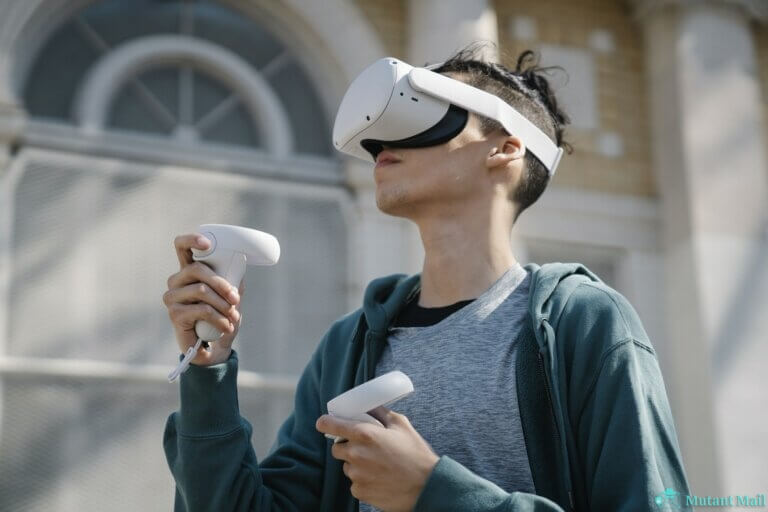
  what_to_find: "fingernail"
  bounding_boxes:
[196,236,208,247]
[228,290,239,303]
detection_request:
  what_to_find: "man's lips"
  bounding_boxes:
[375,151,402,169]
[375,159,400,169]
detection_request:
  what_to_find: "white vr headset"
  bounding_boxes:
[333,57,564,177]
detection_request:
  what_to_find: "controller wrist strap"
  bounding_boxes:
[168,338,204,383]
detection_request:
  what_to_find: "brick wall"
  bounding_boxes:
[495,0,655,197]
[352,0,655,197]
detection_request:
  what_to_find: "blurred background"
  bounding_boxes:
[0,0,766,510]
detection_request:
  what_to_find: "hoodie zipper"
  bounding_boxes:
[537,350,575,511]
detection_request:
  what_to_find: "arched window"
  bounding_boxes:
[23,0,333,158]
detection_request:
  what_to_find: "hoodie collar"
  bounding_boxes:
[360,263,601,343]
[362,273,421,335]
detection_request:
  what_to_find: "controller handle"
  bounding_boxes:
[326,370,414,443]
[190,224,280,342]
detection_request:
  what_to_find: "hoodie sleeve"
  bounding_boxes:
[414,456,566,511]
[163,343,327,512]
[558,282,692,510]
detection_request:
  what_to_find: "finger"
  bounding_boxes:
[173,233,211,269]
[170,303,235,334]
[331,439,353,462]
[167,283,240,322]
[316,414,370,442]
[168,262,240,305]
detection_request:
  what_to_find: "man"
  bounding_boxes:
[162,47,691,511]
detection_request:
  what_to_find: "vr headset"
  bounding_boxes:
[332,57,564,177]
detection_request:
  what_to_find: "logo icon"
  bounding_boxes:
[655,488,682,509]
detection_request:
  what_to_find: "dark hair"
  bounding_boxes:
[431,44,573,221]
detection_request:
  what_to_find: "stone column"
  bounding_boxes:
[408,0,499,65]
[0,0,83,172]
[632,0,768,495]
[0,104,24,172]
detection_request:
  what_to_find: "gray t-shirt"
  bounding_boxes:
[359,264,535,512]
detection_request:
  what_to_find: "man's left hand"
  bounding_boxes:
[315,406,439,512]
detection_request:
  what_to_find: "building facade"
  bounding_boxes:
[0,0,766,509]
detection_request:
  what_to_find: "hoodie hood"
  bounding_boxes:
[525,262,602,353]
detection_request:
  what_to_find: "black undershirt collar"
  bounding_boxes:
[393,290,476,328]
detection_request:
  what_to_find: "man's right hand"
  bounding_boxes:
[163,233,244,366]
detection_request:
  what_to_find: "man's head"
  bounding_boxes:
[372,46,571,225]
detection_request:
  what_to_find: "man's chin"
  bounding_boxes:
[375,186,416,218]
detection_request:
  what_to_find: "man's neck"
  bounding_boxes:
[414,205,518,308]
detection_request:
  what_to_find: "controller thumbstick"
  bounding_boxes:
[191,232,216,259]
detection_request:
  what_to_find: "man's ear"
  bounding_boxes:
[485,136,526,169]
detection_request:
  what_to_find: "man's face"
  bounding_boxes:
[372,114,500,219]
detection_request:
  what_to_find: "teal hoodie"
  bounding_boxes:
[164,263,691,511]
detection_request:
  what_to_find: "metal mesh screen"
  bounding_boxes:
[1,148,349,510]
[7,149,349,372]
[0,376,295,511]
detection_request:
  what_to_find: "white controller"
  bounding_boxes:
[191,224,280,342]
[325,371,414,443]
